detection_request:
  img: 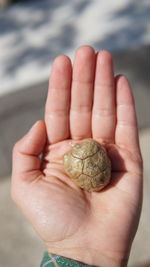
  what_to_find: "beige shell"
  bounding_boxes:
[63,139,111,192]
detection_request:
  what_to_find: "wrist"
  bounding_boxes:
[41,251,92,267]
[47,246,129,267]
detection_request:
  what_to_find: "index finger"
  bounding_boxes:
[45,55,72,144]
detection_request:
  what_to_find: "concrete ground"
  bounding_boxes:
[129,128,150,266]
[0,179,44,267]
[0,128,150,267]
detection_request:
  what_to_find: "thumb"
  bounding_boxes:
[12,120,47,181]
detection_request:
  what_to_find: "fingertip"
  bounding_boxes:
[13,120,47,156]
[26,120,47,153]
[115,74,129,86]
[12,121,46,188]
[49,54,72,91]
[28,120,43,132]
[116,74,134,105]
[52,54,72,71]
[72,45,96,83]
[27,120,46,140]
[115,74,125,88]
[75,45,95,59]
[97,50,113,64]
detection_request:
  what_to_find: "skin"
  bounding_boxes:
[11,46,143,267]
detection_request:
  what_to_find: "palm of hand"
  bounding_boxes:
[28,139,141,257]
[12,47,143,266]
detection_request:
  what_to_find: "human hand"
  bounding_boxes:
[11,46,143,267]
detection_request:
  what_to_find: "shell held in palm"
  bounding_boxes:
[63,139,111,192]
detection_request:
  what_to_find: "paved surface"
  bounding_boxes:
[0,0,150,96]
[128,128,150,266]
[0,178,44,267]
[0,128,150,267]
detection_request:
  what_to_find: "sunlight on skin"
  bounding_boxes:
[11,46,143,267]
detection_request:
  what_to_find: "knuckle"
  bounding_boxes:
[95,83,114,89]
[48,109,68,118]
[72,132,91,141]
[12,140,21,154]
[12,143,18,155]
[93,107,115,117]
[71,105,91,113]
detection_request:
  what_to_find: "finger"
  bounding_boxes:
[115,75,141,155]
[45,55,72,144]
[12,121,47,180]
[92,50,116,143]
[70,46,96,140]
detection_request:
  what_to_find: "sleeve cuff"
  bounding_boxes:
[40,251,92,267]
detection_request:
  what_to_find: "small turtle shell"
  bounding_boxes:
[63,139,111,192]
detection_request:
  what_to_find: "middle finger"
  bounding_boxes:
[70,46,96,140]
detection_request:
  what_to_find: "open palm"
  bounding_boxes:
[12,46,143,267]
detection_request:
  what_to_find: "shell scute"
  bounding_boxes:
[72,139,99,159]
[63,153,83,179]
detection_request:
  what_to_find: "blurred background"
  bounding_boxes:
[0,0,150,266]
